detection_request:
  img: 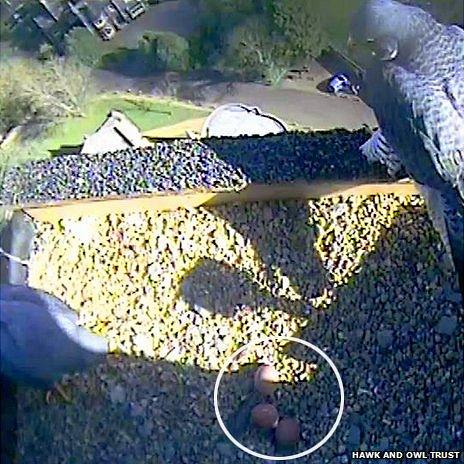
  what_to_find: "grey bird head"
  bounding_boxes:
[348,0,436,62]
[0,285,108,389]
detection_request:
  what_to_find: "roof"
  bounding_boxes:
[201,103,287,138]
[80,110,152,155]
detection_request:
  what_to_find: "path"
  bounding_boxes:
[94,68,377,132]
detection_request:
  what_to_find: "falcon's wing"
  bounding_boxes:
[368,61,464,197]
[365,61,464,294]
[0,285,108,386]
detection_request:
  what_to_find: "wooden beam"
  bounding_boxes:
[22,180,419,223]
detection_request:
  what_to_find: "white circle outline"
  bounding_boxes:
[213,336,345,461]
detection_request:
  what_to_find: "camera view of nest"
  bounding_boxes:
[14,194,462,463]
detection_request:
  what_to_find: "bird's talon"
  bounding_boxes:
[45,384,72,404]
[55,383,72,403]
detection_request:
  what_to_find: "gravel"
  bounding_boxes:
[12,194,463,463]
[0,130,396,206]
[435,316,458,336]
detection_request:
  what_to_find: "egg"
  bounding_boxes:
[251,403,279,429]
[275,417,300,446]
[254,364,280,396]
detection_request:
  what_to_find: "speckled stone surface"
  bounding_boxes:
[1,130,396,206]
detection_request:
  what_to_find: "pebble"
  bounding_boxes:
[129,402,145,418]
[138,421,154,438]
[377,330,394,349]
[435,316,458,336]
[216,442,236,457]
[445,290,462,305]
[109,384,126,404]
[347,424,362,446]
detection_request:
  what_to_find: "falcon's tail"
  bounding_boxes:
[443,194,464,304]
[418,187,464,304]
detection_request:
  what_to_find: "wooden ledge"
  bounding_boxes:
[21,180,419,223]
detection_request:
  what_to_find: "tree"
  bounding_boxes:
[0,57,95,136]
[0,70,35,135]
[224,16,288,84]
[191,0,274,69]
[272,0,329,63]
[139,32,190,72]
[66,27,113,67]
[38,43,56,62]
[192,0,328,83]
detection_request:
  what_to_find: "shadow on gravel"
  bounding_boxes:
[202,130,390,187]
[3,203,463,463]
[208,200,331,306]
[284,204,463,458]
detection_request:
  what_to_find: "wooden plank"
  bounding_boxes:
[22,180,419,223]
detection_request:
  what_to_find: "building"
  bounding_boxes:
[201,104,288,139]
[73,0,147,41]
[2,0,147,47]
[80,110,153,155]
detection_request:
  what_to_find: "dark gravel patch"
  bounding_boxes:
[1,130,397,207]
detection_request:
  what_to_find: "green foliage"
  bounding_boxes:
[66,27,113,67]
[193,0,328,84]
[0,78,34,135]
[0,138,47,173]
[191,0,273,69]
[312,0,363,50]
[272,0,329,62]
[101,32,190,74]
[0,57,95,136]
[139,31,190,72]
[0,18,12,42]
[8,22,43,51]
[223,16,287,84]
[155,32,190,72]
[100,47,142,75]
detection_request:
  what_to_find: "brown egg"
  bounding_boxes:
[275,418,300,446]
[251,403,279,429]
[254,365,280,396]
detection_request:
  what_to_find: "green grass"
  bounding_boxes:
[0,94,208,229]
[36,94,209,154]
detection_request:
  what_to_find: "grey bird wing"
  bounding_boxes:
[376,62,464,193]
[0,285,108,388]
[365,59,464,294]
[0,285,108,352]
[417,184,455,263]
[0,284,79,324]
[458,161,464,200]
